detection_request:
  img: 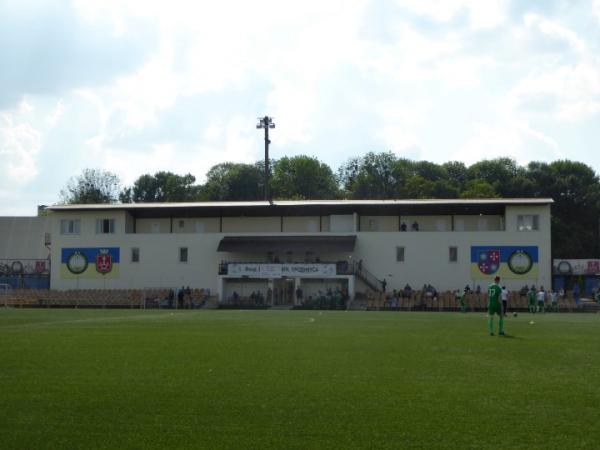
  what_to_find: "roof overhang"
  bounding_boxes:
[47,198,554,218]
[217,235,357,253]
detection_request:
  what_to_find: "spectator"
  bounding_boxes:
[403,283,412,299]
[550,289,558,312]
[177,287,185,309]
[501,286,509,316]
[537,286,546,313]
[528,286,537,313]
[459,287,468,313]
[572,284,580,305]
[295,286,303,304]
[400,222,407,232]
[411,221,419,231]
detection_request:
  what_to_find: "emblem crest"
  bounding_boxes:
[35,261,46,273]
[95,249,113,274]
[67,252,88,275]
[478,249,500,275]
[508,250,533,275]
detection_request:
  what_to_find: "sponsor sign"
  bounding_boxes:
[0,259,49,276]
[553,259,600,275]
[227,263,337,278]
[61,247,120,279]
[470,246,538,279]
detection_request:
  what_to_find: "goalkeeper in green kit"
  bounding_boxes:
[487,276,504,336]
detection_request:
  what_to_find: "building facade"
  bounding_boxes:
[0,215,51,288]
[46,199,553,303]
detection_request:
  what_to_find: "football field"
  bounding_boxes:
[1,309,598,449]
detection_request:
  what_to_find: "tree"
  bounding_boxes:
[442,161,468,189]
[338,152,399,199]
[527,160,600,258]
[270,156,339,200]
[199,162,264,201]
[459,179,499,198]
[466,158,529,197]
[121,171,200,203]
[59,169,122,204]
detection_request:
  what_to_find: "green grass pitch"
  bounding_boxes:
[1,309,599,449]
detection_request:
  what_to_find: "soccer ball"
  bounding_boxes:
[512,312,518,317]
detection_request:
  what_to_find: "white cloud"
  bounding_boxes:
[1,0,600,215]
[507,63,600,121]
[46,100,65,128]
[593,0,600,24]
[453,121,561,166]
[0,113,41,184]
[523,13,586,54]
[395,0,508,29]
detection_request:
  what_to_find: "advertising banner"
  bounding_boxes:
[553,259,600,275]
[470,246,538,279]
[61,247,120,279]
[227,263,337,278]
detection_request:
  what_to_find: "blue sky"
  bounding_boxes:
[1,0,599,215]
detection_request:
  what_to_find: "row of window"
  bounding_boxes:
[61,219,115,235]
[395,246,458,263]
[61,214,541,235]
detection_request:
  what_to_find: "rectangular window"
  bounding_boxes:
[195,221,205,233]
[60,219,81,235]
[517,214,539,231]
[179,247,188,263]
[178,220,185,228]
[131,247,140,263]
[95,219,115,234]
[396,246,405,262]
[151,222,161,233]
[368,219,378,231]
[449,246,458,262]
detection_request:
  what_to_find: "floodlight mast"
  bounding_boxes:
[256,116,275,201]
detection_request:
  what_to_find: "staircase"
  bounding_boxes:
[353,262,383,292]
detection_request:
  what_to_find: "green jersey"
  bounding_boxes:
[528,290,536,305]
[488,283,501,306]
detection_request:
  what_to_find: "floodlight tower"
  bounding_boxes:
[256,116,275,201]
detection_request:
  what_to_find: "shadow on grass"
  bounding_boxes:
[500,334,521,339]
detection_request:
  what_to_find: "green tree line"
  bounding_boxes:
[59,154,600,258]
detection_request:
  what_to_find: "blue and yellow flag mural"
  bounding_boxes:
[61,247,120,279]
[470,246,538,279]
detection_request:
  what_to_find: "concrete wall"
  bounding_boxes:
[0,216,51,259]
[222,217,280,233]
[360,216,398,231]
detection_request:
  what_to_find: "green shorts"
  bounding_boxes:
[488,302,502,316]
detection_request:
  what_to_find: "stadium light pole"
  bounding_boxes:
[256,116,275,201]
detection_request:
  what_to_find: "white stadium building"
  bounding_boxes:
[0,198,550,304]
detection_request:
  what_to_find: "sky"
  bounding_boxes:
[1,0,600,215]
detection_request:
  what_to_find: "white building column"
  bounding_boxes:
[294,278,301,305]
[217,277,225,304]
[267,278,274,306]
[348,275,355,301]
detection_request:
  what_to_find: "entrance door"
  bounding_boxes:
[273,278,295,305]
